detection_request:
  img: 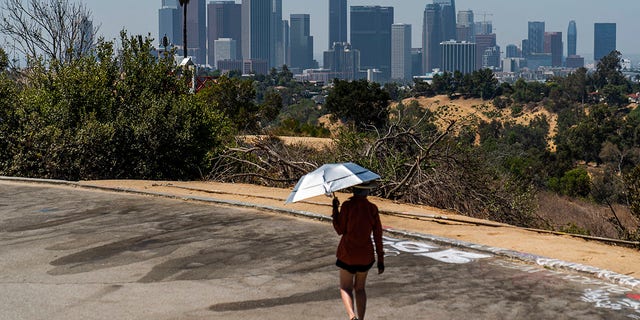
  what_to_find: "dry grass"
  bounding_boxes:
[393,95,559,150]
[537,191,640,238]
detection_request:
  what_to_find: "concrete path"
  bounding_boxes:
[1,182,640,319]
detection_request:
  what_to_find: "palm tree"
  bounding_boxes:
[178,0,189,58]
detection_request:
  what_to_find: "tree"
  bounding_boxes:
[0,47,8,71]
[0,0,97,64]
[627,165,640,221]
[593,50,628,89]
[325,79,390,130]
[179,0,190,58]
[197,74,260,132]
[0,33,231,180]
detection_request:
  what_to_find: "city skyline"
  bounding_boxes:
[84,0,639,64]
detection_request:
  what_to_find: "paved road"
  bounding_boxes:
[1,182,639,319]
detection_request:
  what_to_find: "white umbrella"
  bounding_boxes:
[285,162,380,203]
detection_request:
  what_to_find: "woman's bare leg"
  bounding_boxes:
[339,269,357,319]
[354,271,369,320]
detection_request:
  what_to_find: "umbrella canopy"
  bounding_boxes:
[285,162,380,203]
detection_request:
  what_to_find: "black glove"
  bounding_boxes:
[377,261,385,274]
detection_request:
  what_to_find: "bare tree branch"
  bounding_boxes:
[0,0,99,64]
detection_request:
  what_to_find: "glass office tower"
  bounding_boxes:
[208,1,241,68]
[329,0,347,49]
[422,4,442,73]
[351,6,394,80]
[567,20,577,57]
[594,23,616,62]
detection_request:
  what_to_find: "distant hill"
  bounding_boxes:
[393,95,559,150]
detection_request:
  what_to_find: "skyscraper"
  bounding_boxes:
[422,4,442,73]
[329,0,347,49]
[441,40,476,74]
[158,1,181,47]
[433,0,456,41]
[544,32,563,67]
[186,0,206,65]
[475,21,492,35]
[323,42,360,81]
[527,21,545,56]
[475,33,496,70]
[506,44,520,58]
[271,0,284,68]
[391,24,412,81]
[214,38,237,68]
[411,48,423,76]
[242,0,272,69]
[456,10,474,42]
[482,46,500,70]
[567,20,577,57]
[351,6,394,80]
[289,14,314,71]
[594,23,616,62]
[208,1,241,68]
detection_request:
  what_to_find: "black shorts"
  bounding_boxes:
[336,259,374,274]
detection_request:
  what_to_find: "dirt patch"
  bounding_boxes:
[394,95,559,150]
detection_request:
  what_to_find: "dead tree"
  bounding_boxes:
[0,0,98,64]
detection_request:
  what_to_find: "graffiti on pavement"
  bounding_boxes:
[382,236,492,264]
[491,259,640,318]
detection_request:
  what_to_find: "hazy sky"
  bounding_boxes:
[85,0,640,63]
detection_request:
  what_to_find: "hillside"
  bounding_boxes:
[281,95,640,240]
[393,95,559,150]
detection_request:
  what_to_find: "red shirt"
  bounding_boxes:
[332,196,384,266]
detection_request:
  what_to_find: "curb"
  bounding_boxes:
[2,176,639,290]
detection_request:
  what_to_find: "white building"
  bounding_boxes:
[441,40,476,74]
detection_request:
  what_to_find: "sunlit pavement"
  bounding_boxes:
[1,181,639,319]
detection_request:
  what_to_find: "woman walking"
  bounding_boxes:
[332,182,385,320]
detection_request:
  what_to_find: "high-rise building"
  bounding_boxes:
[482,46,500,69]
[544,32,563,67]
[208,1,241,68]
[391,24,412,81]
[242,0,272,70]
[441,40,476,74]
[323,42,360,80]
[521,39,529,57]
[475,21,492,35]
[567,20,577,57]
[186,0,206,65]
[214,38,237,68]
[594,23,616,62]
[527,21,545,56]
[434,0,456,42]
[75,17,94,56]
[566,55,584,68]
[456,10,474,42]
[271,0,284,68]
[506,44,520,58]
[422,4,442,73]
[162,0,178,7]
[289,14,314,71]
[329,0,347,49]
[351,6,394,80]
[283,20,290,67]
[475,33,496,70]
[411,48,423,76]
[158,1,181,47]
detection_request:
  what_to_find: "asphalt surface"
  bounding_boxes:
[1,181,640,319]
